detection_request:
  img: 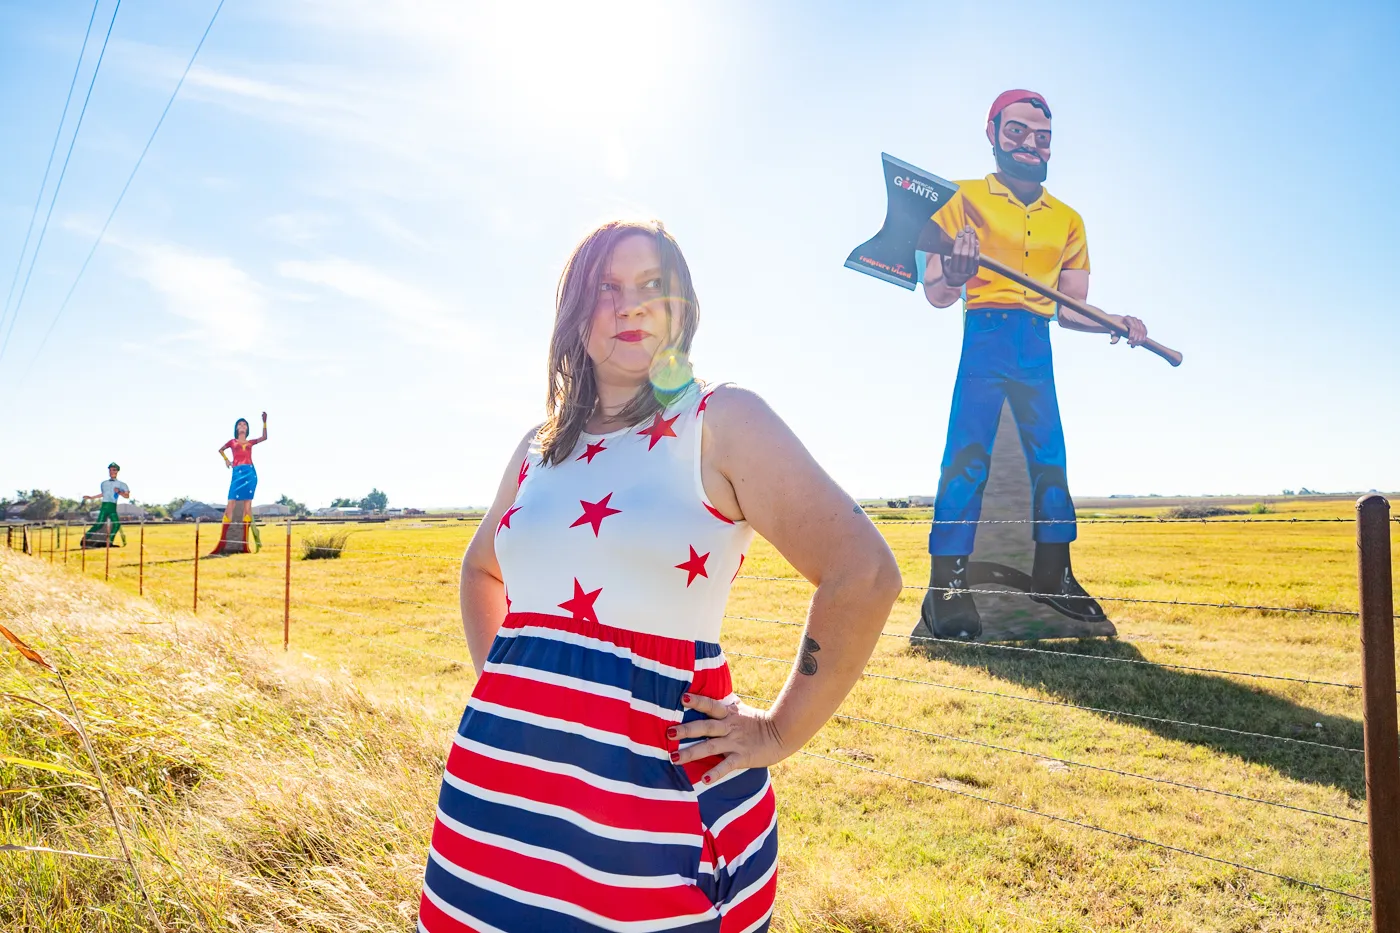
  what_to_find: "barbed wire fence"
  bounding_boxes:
[3,503,1397,923]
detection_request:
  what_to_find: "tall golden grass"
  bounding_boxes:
[2,501,1390,931]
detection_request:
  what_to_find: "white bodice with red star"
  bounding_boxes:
[494,382,753,643]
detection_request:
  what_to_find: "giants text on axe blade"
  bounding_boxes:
[844,153,958,290]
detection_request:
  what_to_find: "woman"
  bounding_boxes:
[419,221,902,932]
[219,412,267,502]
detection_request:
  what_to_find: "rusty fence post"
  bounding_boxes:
[139,521,145,596]
[1357,494,1400,931]
[193,519,201,613]
[283,519,292,651]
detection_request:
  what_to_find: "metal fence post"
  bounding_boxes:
[63,520,68,564]
[193,519,201,613]
[283,519,292,650]
[104,520,112,581]
[139,521,145,596]
[1357,494,1400,931]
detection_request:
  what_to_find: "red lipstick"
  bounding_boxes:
[616,330,647,343]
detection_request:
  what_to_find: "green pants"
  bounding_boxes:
[86,502,125,545]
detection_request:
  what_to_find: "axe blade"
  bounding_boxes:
[845,153,959,290]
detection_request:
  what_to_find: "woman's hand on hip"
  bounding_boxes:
[669,693,789,785]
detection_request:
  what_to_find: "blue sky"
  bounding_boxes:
[1,0,1397,509]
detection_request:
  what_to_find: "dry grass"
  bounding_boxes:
[3,502,1393,931]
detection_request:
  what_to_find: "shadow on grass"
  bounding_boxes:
[913,636,1366,798]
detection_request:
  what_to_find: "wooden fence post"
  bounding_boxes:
[193,519,201,613]
[1357,494,1399,932]
[139,521,145,596]
[283,519,292,650]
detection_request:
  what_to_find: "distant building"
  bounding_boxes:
[252,503,292,517]
[173,501,224,521]
[4,503,28,519]
[115,502,149,520]
[313,506,364,517]
[908,496,935,508]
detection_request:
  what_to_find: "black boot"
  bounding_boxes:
[918,555,982,639]
[1029,543,1107,623]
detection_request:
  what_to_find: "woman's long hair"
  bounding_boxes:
[537,220,700,466]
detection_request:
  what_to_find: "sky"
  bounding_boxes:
[1,0,1397,510]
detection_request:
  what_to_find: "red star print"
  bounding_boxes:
[676,546,710,587]
[497,505,521,535]
[571,493,622,536]
[697,390,715,416]
[637,412,680,450]
[517,459,529,486]
[558,578,602,624]
[505,588,512,612]
[704,502,735,525]
[577,440,607,464]
[732,553,746,583]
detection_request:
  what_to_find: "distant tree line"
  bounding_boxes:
[330,488,389,512]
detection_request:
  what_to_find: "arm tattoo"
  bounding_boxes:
[852,503,862,514]
[797,636,821,676]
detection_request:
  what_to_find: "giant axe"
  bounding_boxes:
[846,152,1183,367]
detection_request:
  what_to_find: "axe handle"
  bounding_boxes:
[919,222,1183,367]
[975,254,1183,368]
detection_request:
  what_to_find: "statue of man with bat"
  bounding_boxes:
[846,89,1181,640]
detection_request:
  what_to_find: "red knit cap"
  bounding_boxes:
[987,89,1049,123]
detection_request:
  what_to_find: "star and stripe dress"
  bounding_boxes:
[419,381,779,933]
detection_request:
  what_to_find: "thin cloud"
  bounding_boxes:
[277,257,472,347]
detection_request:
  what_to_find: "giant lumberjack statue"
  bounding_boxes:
[915,89,1151,638]
[845,92,1181,640]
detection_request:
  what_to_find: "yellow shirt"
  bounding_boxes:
[931,174,1089,318]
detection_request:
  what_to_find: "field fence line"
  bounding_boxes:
[790,746,1370,904]
[724,612,1368,690]
[730,650,1363,754]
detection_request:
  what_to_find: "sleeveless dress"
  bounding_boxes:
[419,382,778,933]
[226,440,257,501]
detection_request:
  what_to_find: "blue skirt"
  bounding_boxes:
[228,464,257,501]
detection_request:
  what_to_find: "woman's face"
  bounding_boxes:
[236,421,248,440]
[585,234,682,386]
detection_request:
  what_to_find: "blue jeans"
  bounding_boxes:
[929,308,1076,555]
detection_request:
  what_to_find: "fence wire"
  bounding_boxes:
[797,749,1369,904]
[730,650,1363,754]
[737,574,1366,618]
[724,612,1365,691]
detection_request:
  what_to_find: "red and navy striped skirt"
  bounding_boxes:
[419,611,778,932]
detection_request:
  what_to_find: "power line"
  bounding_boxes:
[16,0,227,379]
[0,0,122,367]
[0,0,102,343]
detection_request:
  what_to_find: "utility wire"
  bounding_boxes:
[0,0,122,367]
[17,0,226,379]
[0,0,102,342]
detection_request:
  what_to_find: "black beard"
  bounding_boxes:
[994,145,1048,183]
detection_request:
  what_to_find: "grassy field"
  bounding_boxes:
[1,499,1394,931]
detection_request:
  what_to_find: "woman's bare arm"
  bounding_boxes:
[459,429,537,675]
[674,387,902,782]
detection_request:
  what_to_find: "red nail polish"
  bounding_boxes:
[670,752,680,762]
[682,694,692,704]
[702,775,712,784]
[666,727,677,739]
